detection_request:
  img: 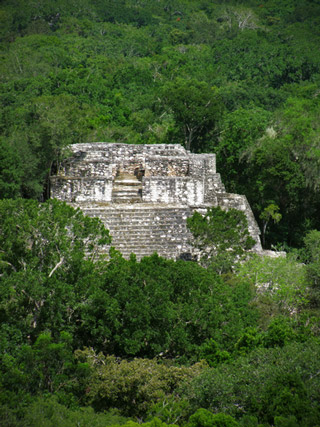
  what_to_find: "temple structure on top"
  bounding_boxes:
[50,143,263,259]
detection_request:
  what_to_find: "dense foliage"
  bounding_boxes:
[1,199,320,426]
[187,207,256,273]
[1,1,320,426]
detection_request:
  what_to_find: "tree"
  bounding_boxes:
[187,408,239,427]
[76,347,205,417]
[215,107,271,193]
[11,396,129,427]
[161,78,224,152]
[242,92,320,247]
[187,207,255,274]
[0,138,22,198]
[198,338,231,367]
[183,341,320,425]
[75,251,257,359]
[0,198,111,345]
[16,94,92,198]
[235,253,308,315]
[260,203,282,247]
[304,229,320,307]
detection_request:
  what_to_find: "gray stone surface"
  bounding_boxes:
[50,143,263,259]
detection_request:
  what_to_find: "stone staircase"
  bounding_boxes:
[76,203,193,260]
[112,173,142,203]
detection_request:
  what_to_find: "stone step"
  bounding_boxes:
[111,239,186,245]
[112,180,142,203]
[112,194,142,203]
[108,225,187,232]
[111,199,142,204]
[92,207,188,213]
[109,227,186,233]
[76,204,187,210]
[94,210,187,215]
[110,196,142,199]
[106,226,186,233]
[131,230,185,234]
[76,203,193,260]
[113,180,142,187]
[111,191,141,196]
[85,214,188,221]
[101,214,186,220]
[109,234,188,243]
[96,220,187,227]
[107,226,186,232]
[112,191,142,198]
[115,244,186,251]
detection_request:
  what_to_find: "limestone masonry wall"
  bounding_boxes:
[50,143,262,259]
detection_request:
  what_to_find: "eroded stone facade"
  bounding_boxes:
[50,143,262,259]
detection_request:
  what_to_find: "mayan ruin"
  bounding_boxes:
[50,143,263,259]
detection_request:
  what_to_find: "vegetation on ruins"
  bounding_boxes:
[1,1,320,426]
[187,207,256,273]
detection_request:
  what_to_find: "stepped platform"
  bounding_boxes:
[72,202,193,260]
[51,143,263,260]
